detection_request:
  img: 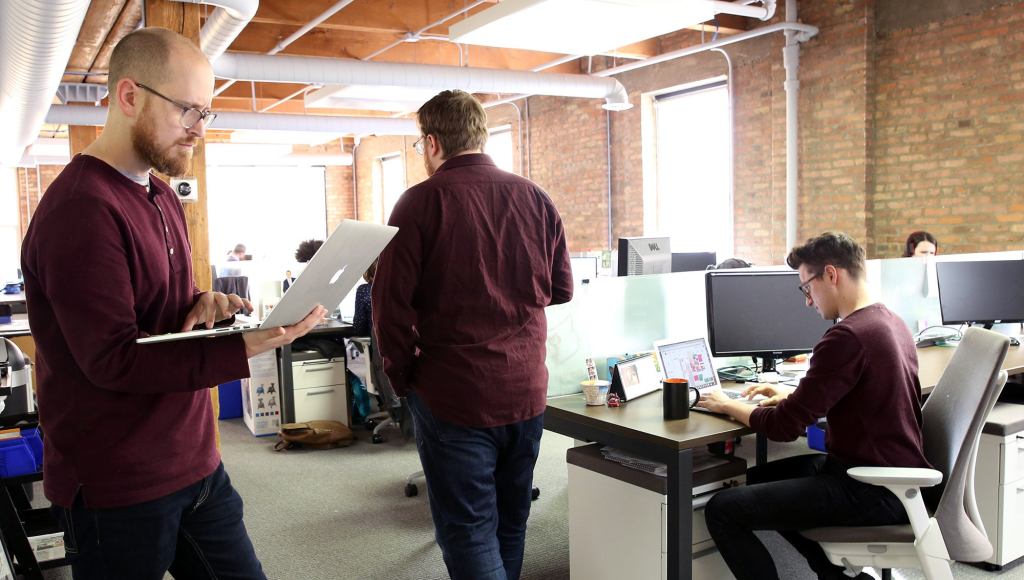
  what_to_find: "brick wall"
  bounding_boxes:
[16,165,63,239]
[872,1,1024,256]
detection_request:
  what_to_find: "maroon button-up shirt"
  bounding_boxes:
[750,303,931,469]
[372,153,573,428]
[21,155,249,508]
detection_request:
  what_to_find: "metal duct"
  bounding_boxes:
[174,0,259,61]
[45,105,419,136]
[0,0,90,166]
[212,52,633,110]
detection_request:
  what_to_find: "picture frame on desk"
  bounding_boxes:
[609,353,662,401]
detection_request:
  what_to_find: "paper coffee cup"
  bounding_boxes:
[581,379,611,405]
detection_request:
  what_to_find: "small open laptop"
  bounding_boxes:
[138,220,398,344]
[653,337,763,412]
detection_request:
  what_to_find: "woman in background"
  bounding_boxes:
[352,259,376,337]
[903,231,938,257]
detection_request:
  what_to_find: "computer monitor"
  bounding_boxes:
[671,252,717,273]
[617,237,670,276]
[935,260,1024,327]
[705,270,835,372]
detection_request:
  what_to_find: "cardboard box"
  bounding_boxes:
[242,351,281,436]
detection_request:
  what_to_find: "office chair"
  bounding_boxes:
[801,327,1010,580]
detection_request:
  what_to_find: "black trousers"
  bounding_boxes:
[704,453,908,580]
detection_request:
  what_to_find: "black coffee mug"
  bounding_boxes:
[663,378,701,420]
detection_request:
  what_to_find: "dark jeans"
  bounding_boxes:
[406,391,544,580]
[51,462,265,580]
[704,454,908,580]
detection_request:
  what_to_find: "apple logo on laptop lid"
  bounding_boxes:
[329,266,347,285]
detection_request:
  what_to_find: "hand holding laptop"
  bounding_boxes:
[242,305,327,358]
[181,291,253,331]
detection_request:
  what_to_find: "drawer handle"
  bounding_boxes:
[305,389,335,396]
[302,367,335,373]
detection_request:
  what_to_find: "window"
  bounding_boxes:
[206,165,327,265]
[378,154,405,223]
[650,80,732,258]
[487,125,515,173]
[0,168,19,281]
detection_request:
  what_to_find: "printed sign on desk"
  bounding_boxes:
[243,351,281,436]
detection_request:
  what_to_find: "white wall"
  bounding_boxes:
[0,167,20,281]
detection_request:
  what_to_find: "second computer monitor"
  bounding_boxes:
[705,270,834,372]
[671,252,717,273]
[935,259,1024,326]
[617,237,671,276]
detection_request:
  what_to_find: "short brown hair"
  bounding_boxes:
[416,90,488,159]
[786,232,866,279]
[108,27,200,93]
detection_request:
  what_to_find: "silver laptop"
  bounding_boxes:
[138,219,398,344]
[653,337,762,410]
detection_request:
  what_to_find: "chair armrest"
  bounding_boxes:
[847,466,943,488]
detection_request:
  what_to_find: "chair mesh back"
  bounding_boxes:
[921,327,1009,562]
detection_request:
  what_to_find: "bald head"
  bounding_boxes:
[108,27,210,94]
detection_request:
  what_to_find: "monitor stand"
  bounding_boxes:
[758,356,778,374]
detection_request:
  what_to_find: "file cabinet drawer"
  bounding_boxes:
[293,385,348,424]
[292,359,345,391]
[1001,435,1024,484]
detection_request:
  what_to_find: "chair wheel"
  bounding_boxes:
[405,483,419,497]
[531,487,540,501]
[372,434,384,444]
[365,420,377,431]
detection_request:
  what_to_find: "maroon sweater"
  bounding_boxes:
[21,155,249,509]
[372,154,573,428]
[750,303,931,469]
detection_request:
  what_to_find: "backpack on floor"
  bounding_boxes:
[273,420,354,451]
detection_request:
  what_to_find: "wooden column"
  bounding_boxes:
[144,0,220,440]
[68,125,101,157]
[144,0,212,293]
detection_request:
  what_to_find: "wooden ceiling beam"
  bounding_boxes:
[64,0,129,84]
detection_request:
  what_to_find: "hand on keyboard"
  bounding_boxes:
[739,383,795,407]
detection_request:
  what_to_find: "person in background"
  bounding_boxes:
[373,89,573,580]
[294,239,324,263]
[352,260,376,337]
[20,28,324,579]
[903,231,938,257]
[699,232,931,580]
[227,243,247,261]
[714,257,752,269]
[282,269,296,293]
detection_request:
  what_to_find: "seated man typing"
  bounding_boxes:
[698,232,931,580]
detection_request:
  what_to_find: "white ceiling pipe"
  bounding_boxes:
[45,105,420,136]
[213,52,632,110]
[214,0,354,97]
[173,0,259,62]
[702,0,776,21]
[0,0,90,166]
[593,21,818,77]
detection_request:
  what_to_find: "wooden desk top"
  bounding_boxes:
[917,340,1024,394]
[546,340,1024,451]
[546,390,752,451]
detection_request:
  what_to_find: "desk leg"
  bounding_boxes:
[279,344,295,424]
[756,433,768,466]
[666,447,694,580]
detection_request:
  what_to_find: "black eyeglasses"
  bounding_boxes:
[413,135,426,155]
[798,272,823,299]
[135,82,217,129]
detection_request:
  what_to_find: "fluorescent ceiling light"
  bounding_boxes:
[449,0,717,56]
[228,130,340,146]
[306,85,441,113]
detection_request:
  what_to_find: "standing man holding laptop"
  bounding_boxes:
[373,89,573,580]
[21,28,323,579]
[697,232,931,580]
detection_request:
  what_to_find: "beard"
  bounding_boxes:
[131,105,195,177]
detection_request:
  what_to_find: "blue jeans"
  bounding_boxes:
[52,462,265,580]
[705,454,908,580]
[406,392,543,580]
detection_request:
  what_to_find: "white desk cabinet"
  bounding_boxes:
[976,402,1024,568]
[290,353,349,425]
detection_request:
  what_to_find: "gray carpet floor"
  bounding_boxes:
[38,418,1024,579]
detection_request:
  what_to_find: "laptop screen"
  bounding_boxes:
[655,337,720,391]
